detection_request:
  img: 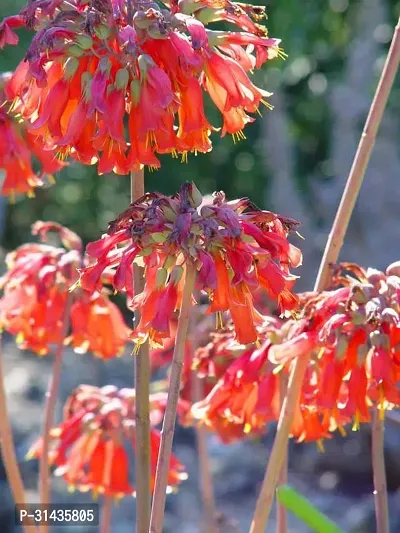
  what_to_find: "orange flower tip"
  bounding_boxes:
[27,189,36,199]
[337,425,347,438]
[254,338,261,348]
[67,485,75,494]
[316,440,325,453]
[48,174,56,185]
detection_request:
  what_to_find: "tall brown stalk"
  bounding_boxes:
[101,496,113,533]
[249,16,400,533]
[276,373,288,533]
[131,168,151,533]
[0,337,38,533]
[150,263,197,533]
[372,409,389,533]
[38,294,72,523]
[193,374,218,533]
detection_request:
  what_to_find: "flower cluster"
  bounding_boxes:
[27,384,187,497]
[190,262,400,444]
[1,0,281,175]
[78,183,302,347]
[190,318,285,443]
[0,221,131,358]
[0,73,64,198]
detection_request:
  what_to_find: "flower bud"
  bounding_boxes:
[75,34,93,50]
[356,344,369,365]
[335,335,348,360]
[382,307,399,325]
[370,331,390,350]
[94,24,112,40]
[187,183,203,208]
[386,261,400,277]
[170,265,184,285]
[138,54,155,79]
[130,79,141,105]
[115,68,130,91]
[68,44,85,57]
[133,10,153,29]
[151,231,169,243]
[163,255,177,271]
[63,57,80,80]
[156,267,168,288]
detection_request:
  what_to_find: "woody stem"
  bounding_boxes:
[249,16,400,533]
[39,294,72,527]
[0,337,38,533]
[149,263,197,533]
[193,374,218,533]
[276,372,288,533]
[131,168,152,533]
[101,496,113,533]
[372,409,389,533]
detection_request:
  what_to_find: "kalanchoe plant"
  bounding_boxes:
[0,221,131,359]
[27,384,187,497]
[77,182,302,346]
[1,0,281,177]
[0,73,65,198]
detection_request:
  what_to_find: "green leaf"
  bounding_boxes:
[276,485,346,533]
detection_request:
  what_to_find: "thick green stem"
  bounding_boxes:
[372,410,389,533]
[0,337,38,533]
[131,168,151,533]
[249,16,400,533]
[149,264,197,533]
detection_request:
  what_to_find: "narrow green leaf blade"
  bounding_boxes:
[276,485,346,533]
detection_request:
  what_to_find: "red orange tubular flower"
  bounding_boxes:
[2,0,282,173]
[0,220,131,358]
[0,73,64,198]
[78,182,302,347]
[190,262,400,445]
[27,385,187,497]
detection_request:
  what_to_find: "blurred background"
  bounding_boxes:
[1,0,400,532]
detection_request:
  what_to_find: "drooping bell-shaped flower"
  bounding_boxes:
[27,385,187,497]
[0,73,65,198]
[0,221,131,358]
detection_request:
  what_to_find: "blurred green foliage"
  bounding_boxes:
[0,0,399,249]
